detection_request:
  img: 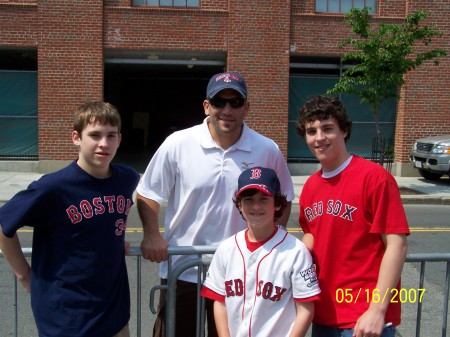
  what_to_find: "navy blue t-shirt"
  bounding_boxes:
[0,161,140,337]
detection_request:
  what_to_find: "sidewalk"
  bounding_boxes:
[291,175,450,205]
[1,171,449,204]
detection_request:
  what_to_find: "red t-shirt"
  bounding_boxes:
[299,156,410,328]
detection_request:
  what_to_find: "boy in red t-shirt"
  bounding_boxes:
[296,95,410,337]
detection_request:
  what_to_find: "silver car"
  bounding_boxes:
[410,135,450,180]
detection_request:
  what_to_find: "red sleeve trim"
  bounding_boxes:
[200,286,225,302]
[294,294,320,303]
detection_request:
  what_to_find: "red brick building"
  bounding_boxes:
[0,0,448,175]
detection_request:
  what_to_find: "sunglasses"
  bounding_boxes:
[208,96,246,109]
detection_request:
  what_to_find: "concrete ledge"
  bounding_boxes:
[38,160,72,173]
[288,163,321,176]
[401,196,450,205]
[0,160,71,174]
[0,161,40,172]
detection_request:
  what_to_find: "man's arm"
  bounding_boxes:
[0,228,31,293]
[353,233,408,337]
[213,301,231,337]
[136,193,169,262]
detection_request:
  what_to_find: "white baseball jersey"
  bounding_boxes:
[202,227,320,337]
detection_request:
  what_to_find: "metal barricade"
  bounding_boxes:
[406,253,450,337]
[1,249,450,337]
[149,246,216,337]
[151,250,450,337]
[0,247,144,337]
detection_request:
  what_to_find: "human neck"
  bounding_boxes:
[208,123,242,150]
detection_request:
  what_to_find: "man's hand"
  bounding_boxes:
[136,194,168,262]
[140,234,169,263]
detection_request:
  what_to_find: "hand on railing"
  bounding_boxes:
[140,235,169,263]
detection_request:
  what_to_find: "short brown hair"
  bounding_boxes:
[73,101,121,136]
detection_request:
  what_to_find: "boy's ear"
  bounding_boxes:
[72,130,81,146]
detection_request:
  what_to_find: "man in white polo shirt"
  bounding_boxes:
[136,71,295,337]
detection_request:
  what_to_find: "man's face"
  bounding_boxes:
[304,117,349,172]
[203,89,249,146]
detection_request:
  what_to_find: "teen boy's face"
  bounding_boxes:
[238,190,280,234]
[72,122,121,178]
[304,117,349,173]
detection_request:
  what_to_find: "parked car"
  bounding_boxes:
[410,135,450,180]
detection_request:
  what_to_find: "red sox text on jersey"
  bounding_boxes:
[225,279,287,302]
[304,200,357,222]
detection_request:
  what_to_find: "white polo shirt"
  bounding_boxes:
[137,117,295,282]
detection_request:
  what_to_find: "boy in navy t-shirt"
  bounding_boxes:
[0,101,140,337]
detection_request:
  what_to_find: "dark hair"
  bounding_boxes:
[233,189,288,222]
[296,95,352,142]
[73,101,121,136]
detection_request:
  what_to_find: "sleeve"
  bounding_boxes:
[294,294,320,303]
[292,241,321,299]
[273,149,295,203]
[135,135,177,203]
[0,179,54,237]
[201,286,225,302]
[367,175,410,235]
[202,242,228,297]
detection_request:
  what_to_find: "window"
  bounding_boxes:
[316,0,376,14]
[133,0,199,7]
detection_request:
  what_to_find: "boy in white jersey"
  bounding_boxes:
[201,167,320,337]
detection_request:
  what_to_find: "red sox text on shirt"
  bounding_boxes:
[304,200,357,222]
[65,195,132,235]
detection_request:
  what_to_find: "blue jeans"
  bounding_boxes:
[312,324,396,337]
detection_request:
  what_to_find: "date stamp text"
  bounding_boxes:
[335,288,426,304]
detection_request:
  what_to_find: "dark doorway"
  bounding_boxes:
[104,51,225,172]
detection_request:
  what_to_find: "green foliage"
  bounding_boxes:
[328,8,447,122]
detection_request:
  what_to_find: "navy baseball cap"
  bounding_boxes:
[235,167,281,198]
[206,72,247,99]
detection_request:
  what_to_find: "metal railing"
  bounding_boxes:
[1,249,449,337]
[149,246,216,337]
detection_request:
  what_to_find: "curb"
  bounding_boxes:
[401,196,450,205]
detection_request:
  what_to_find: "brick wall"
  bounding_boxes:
[37,0,104,160]
[1,0,448,167]
[290,0,449,164]
[395,0,450,162]
[104,6,228,50]
[0,3,37,46]
[226,0,291,154]
[104,0,291,155]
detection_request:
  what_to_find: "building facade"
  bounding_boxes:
[0,0,449,175]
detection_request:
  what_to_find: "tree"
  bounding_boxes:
[327,8,447,165]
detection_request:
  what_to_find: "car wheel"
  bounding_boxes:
[418,169,442,180]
